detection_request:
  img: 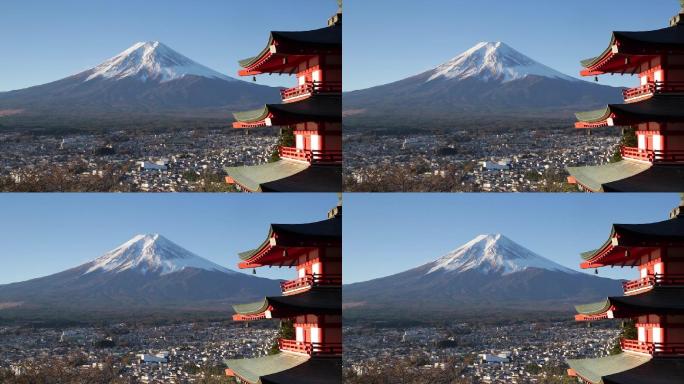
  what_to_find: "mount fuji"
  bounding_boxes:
[343,234,623,316]
[0,41,281,127]
[0,234,281,320]
[343,42,623,122]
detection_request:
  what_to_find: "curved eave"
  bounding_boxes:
[237,217,342,268]
[232,106,272,128]
[567,353,652,384]
[233,299,271,317]
[575,107,614,128]
[575,299,614,318]
[580,26,684,76]
[576,288,684,320]
[566,161,653,193]
[237,26,341,76]
[225,353,310,384]
[232,97,341,129]
[233,289,341,321]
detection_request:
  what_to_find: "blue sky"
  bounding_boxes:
[0,194,339,284]
[0,0,338,92]
[345,0,681,90]
[344,193,682,283]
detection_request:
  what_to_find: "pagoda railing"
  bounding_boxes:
[623,274,684,295]
[280,81,342,102]
[621,147,684,163]
[278,339,343,356]
[621,339,684,356]
[280,274,342,295]
[279,147,343,164]
[623,81,684,102]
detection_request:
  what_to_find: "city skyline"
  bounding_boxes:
[344,193,682,283]
[345,0,679,90]
[0,193,339,284]
[0,0,337,91]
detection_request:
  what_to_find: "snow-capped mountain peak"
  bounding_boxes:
[85,41,235,83]
[427,41,578,83]
[84,234,235,275]
[427,234,577,275]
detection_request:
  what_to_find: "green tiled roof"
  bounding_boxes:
[260,358,342,384]
[233,288,342,317]
[567,353,650,384]
[576,107,612,123]
[581,56,601,68]
[575,299,612,316]
[233,106,270,124]
[225,353,309,384]
[567,161,652,192]
[238,56,260,68]
[225,160,310,192]
[238,25,341,69]
[233,299,269,316]
[239,248,262,261]
[581,249,601,261]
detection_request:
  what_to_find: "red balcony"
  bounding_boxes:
[280,81,342,102]
[280,274,342,295]
[621,339,684,356]
[278,339,343,356]
[623,81,684,102]
[279,147,342,164]
[623,274,684,295]
[621,147,684,163]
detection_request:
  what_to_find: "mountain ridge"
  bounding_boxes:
[343,41,623,123]
[0,41,281,127]
[344,234,624,316]
[0,234,281,320]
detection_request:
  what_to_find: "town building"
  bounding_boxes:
[225,204,342,383]
[567,202,684,383]
[224,9,342,192]
[567,4,684,192]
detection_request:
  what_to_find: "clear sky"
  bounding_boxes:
[345,0,681,91]
[0,193,339,284]
[0,0,338,92]
[344,193,682,283]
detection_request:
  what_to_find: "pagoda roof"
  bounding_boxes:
[260,357,341,384]
[232,288,342,319]
[237,214,341,268]
[567,353,651,384]
[575,96,684,128]
[580,24,684,76]
[224,352,309,384]
[575,287,684,319]
[238,25,341,76]
[233,95,341,128]
[580,213,684,268]
[566,161,652,193]
[225,161,342,193]
[567,161,684,193]
[601,358,684,384]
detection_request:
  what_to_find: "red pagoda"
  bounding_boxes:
[567,202,684,383]
[224,8,342,193]
[224,204,342,383]
[567,4,684,192]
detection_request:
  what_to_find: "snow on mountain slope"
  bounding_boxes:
[85,41,235,83]
[427,234,578,275]
[427,42,578,83]
[84,234,234,275]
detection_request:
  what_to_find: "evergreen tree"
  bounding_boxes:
[610,128,637,163]
[268,320,296,355]
[610,320,637,355]
[269,128,295,162]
